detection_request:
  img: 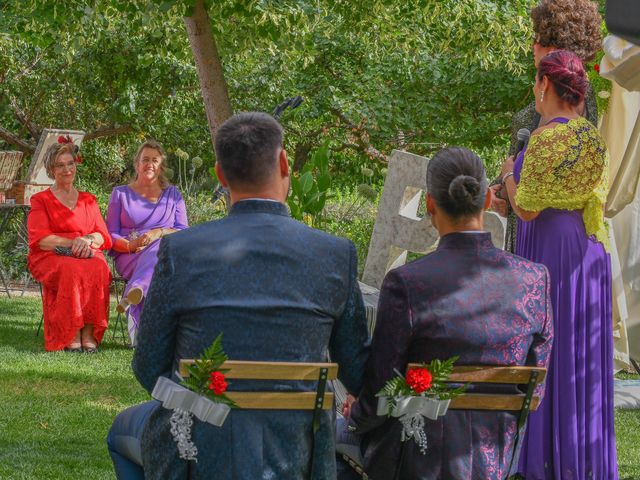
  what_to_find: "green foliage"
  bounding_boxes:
[170,148,211,197]
[1,0,541,193]
[217,0,538,182]
[322,188,377,273]
[0,0,214,191]
[180,333,237,408]
[377,356,467,414]
[0,0,567,283]
[288,142,332,224]
[589,1,613,117]
[0,221,28,281]
[183,191,224,226]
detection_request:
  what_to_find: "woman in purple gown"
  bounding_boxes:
[106,140,188,343]
[500,51,617,479]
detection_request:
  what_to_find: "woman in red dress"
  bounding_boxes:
[27,140,112,352]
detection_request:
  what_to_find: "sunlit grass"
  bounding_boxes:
[0,296,639,478]
[0,296,148,479]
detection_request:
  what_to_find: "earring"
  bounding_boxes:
[540,90,544,103]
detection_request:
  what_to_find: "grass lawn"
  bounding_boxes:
[1,296,640,479]
[0,296,148,479]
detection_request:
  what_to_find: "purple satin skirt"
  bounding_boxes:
[516,208,618,480]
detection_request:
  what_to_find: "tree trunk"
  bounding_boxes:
[293,142,313,172]
[184,0,233,149]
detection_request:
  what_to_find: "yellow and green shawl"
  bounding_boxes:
[516,116,609,249]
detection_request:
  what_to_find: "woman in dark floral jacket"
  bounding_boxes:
[347,147,553,480]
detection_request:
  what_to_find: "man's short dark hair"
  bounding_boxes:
[214,112,284,187]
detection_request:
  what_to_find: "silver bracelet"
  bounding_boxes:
[501,172,515,185]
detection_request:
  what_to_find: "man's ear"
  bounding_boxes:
[483,187,492,210]
[279,149,289,178]
[215,163,229,188]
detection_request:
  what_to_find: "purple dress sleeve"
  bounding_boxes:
[172,187,188,230]
[106,187,124,241]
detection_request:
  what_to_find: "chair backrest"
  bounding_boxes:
[406,364,547,412]
[179,360,338,410]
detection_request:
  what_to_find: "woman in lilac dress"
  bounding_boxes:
[107,140,188,343]
[500,51,617,479]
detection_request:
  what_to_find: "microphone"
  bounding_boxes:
[490,128,531,201]
[514,128,531,158]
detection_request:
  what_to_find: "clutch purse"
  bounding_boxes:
[54,246,73,256]
[54,246,93,258]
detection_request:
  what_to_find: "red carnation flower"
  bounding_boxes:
[594,64,600,73]
[208,371,228,395]
[406,367,433,394]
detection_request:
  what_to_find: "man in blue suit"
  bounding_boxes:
[107,112,370,479]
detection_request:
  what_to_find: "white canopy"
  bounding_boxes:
[599,35,640,369]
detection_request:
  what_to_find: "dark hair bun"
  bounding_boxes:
[426,147,487,218]
[449,175,480,207]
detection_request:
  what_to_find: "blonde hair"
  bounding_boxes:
[133,139,169,188]
[44,143,79,180]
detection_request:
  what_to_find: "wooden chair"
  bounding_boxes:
[179,360,338,411]
[35,265,129,344]
[180,359,338,476]
[419,364,548,415]
[338,365,546,480]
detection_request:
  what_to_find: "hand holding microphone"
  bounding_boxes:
[494,128,530,201]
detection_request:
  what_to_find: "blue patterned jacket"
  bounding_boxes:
[133,200,370,479]
[349,232,553,480]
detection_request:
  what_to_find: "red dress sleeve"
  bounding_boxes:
[27,192,54,250]
[86,194,113,250]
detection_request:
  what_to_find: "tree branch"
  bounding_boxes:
[13,46,52,82]
[335,141,388,163]
[10,96,42,140]
[0,125,36,154]
[334,142,361,152]
[329,107,388,164]
[83,125,136,141]
[330,107,355,128]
